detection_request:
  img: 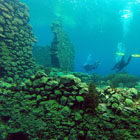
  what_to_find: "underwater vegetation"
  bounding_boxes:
[102,72,140,88]
[83,83,99,114]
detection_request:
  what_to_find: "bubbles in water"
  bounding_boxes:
[116,42,125,62]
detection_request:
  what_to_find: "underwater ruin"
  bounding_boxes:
[0,0,140,140]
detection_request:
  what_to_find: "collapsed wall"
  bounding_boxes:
[50,20,75,71]
[0,72,140,140]
[0,0,37,80]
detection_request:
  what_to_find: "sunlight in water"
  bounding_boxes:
[136,0,140,3]
[121,9,133,19]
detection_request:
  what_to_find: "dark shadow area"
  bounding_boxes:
[0,66,5,78]
[6,132,30,140]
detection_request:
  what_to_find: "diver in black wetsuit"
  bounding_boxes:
[83,61,100,72]
[112,55,132,72]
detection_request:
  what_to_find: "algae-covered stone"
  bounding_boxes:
[60,96,67,105]
[49,94,56,99]
[44,100,60,110]
[67,96,75,106]
[0,16,5,24]
[54,90,62,96]
[2,12,12,19]
[60,74,81,85]
[0,33,6,38]
[45,85,52,91]
[35,88,40,93]
[37,95,42,101]
[18,12,24,18]
[78,82,88,89]
[127,88,138,98]
[47,80,59,88]
[76,96,84,102]
[35,71,47,79]
[26,79,32,87]
[79,88,88,95]
[7,77,13,83]
[97,103,107,113]
[72,91,77,95]
[112,103,119,109]
[60,106,71,117]
[129,116,139,123]
[125,99,134,107]
[75,112,82,121]
[12,18,24,25]
[112,93,123,101]
[63,91,71,96]
[33,77,48,87]
[0,27,4,32]
[24,95,32,99]
[72,85,78,90]
[4,2,14,11]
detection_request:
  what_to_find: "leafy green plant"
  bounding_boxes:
[83,83,99,114]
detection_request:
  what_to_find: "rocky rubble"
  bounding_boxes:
[0,72,139,140]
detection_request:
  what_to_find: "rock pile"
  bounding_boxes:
[17,72,89,108]
[0,73,140,140]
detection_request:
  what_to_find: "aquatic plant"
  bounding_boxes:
[83,83,99,114]
[102,72,139,88]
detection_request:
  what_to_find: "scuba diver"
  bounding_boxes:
[112,55,132,72]
[83,54,100,72]
[83,61,100,72]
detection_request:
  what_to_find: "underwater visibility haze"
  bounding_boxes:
[21,0,140,75]
[1,0,140,140]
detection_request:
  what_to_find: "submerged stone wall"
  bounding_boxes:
[0,72,140,140]
[0,0,37,80]
[50,20,75,71]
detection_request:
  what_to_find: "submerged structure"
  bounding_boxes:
[0,0,37,80]
[50,20,75,71]
[0,1,139,140]
[33,20,75,72]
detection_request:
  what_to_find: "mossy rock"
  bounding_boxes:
[76,96,84,102]
[12,18,24,25]
[2,12,12,19]
[60,74,81,85]
[0,16,5,25]
[111,103,119,109]
[60,96,68,105]
[125,99,134,107]
[33,77,49,87]
[4,2,14,11]
[0,27,4,32]
[0,33,6,38]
